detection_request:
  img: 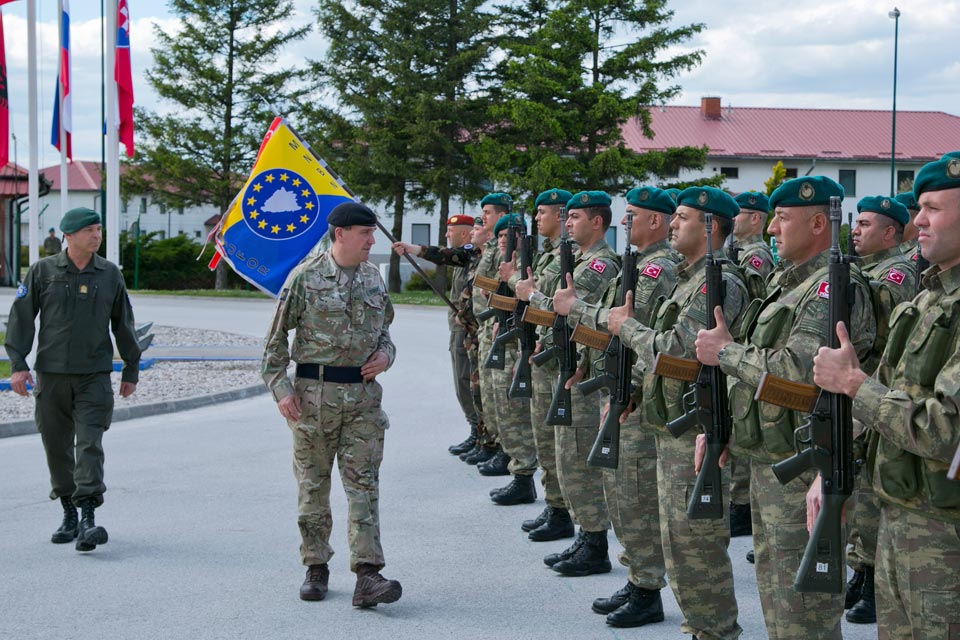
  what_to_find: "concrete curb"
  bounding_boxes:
[0,383,269,440]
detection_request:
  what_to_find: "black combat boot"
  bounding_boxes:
[846,567,876,624]
[51,496,79,544]
[490,474,536,505]
[299,564,329,601]
[606,584,665,628]
[544,529,584,567]
[522,506,550,532]
[448,427,477,455]
[528,507,574,542]
[729,502,752,537]
[352,564,402,608]
[592,582,632,614]
[459,441,483,461]
[551,530,611,576]
[75,499,108,552]
[844,568,865,609]
[463,444,497,465]
[477,449,511,476]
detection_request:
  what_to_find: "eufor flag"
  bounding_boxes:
[213,116,354,296]
[114,0,134,157]
[50,0,71,159]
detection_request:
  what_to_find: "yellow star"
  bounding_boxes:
[305,202,314,210]
[271,225,280,234]
[286,223,296,232]
[265,175,274,183]
[300,215,309,223]
[258,220,267,229]
[252,183,262,192]
[301,189,310,197]
[249,210,259,219]
[246,197,256,206]
[280,173,289,182]
[292,178,301,187]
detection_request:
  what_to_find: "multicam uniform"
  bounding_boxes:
[262,252,396,572]
[619,253,748,640]
[567,238,679,594]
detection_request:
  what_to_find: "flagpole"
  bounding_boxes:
[105,0,119,265]
[27,0,39,269]
[57,0,68,239]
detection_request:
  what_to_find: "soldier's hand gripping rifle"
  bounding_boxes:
[650,212,731,519]
[475,213,518,369]
[569,213,639,469]
[755,195,855,594]
[508,221,537,398]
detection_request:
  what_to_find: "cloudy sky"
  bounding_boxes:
[3,0,957,165]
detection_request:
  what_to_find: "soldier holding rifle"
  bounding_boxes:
[813,154,960,638]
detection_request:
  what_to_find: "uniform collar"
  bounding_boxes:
[636,239,672,262]
[577,238,610,260]
[778,250,829,287]
[677,254,707,281]
[861,246,903,269]
[925,262,960,296]
[541,237,557,253]
[57,250,106,273]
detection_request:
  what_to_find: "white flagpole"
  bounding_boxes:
[27,0,39,268]
[105,0,119,265]
[57,0,68,237]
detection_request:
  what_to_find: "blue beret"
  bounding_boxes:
[59,207,102,234]
[327,201,377,227]
[894,191,918,211]
[493,213,527,236]
[914,154,960,197]
[534,188,573,208]
[664,188,681,203]
[677,187,740,220]
[625,187,675,216]
[480,192,513,208]
[567,190,612,210]
[856,196,910,226]
[769,176,844,209]
[734,191,770,214]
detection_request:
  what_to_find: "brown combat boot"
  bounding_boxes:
[352,563,402,608]
[299,564,329,601]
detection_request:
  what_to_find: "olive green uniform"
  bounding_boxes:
[5,252,140,507]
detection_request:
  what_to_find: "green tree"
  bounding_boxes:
[469,0,709,201]
[123,0,313,288]
[764,160,788,196]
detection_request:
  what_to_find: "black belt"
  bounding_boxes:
[296,363,364,383]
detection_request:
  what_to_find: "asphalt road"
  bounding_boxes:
[0,295,878,640]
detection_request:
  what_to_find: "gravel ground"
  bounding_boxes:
[0,326,265,422]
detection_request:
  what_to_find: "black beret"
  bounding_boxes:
[327,201,377,227]
[59,207,102,234]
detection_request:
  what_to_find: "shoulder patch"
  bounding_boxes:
[641,263,662,279]
[816,281,830,299]
[463,243,474,250]
[886,268,905,285]
[588,259,607,274]
[749,255,764,271]
[911,252,918,262]
[15,283,27,299]
[699,283,707,295]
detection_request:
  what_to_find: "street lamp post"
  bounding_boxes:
[889,7,900,197]
[134,214,142,290]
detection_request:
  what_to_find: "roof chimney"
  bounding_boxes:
[701,96,722,120]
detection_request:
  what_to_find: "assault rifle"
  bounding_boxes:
[754,195,854,594]
[476,212,518,370]
[649,212,731,519]
[572,212,639,469]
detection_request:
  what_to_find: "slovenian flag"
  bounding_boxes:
[115,0,134,157]
[51,0,71,160]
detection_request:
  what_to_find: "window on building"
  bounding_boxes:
[897,170,915,193]
[720,167,739,179]
[605,226,618,252]
[411,223,430,245]
[159,203,167,214]
[838,169,856,197]
[157,231,166,240]
[139,197,147,213]
[121,200,128,214]
[178,206,185,215]
[784,168,798,179]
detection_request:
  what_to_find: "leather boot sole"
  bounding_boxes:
[552,558,612,577]
[352,581,402,608]
[76,526,108,552]
[51,528,79,544]
[299,588,327,602]
[606,610,665,628]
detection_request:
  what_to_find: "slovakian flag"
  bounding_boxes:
[0,3,10,169]
[211,117,356,296]
[114,0,134,157]
[50,0,71,160]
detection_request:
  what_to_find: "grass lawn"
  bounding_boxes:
[0,333,8,378]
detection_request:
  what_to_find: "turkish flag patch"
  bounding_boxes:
[911,253,918,261]
[641,263,662,279]
[887,269,906,285]
[816,281,830,299]
[700,283,708,294]
[749,255,764,270]
[588,259,607,274]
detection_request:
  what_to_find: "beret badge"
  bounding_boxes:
[639,190,649,201]
[550,192,558,201]
[881,198,891,210]
[948,159,960,179]
[748,196,757,205]
[697,191,708,206]
[580,193,589,204]
[799,182,815,201]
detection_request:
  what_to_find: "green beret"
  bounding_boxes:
[534,188,573,208]
[677,187,740,219]
[664,188,681,203]
[327,201,377,227]
[567,190,612,210]
[894,191,918,212]
[59,207,102,234]
[857,195,910,226]
[769,176,844,209]
[914,154,960,197]
[625,187,675,216]
[734,191,770,214]
[480,192,513,208]
[493,213,527,236]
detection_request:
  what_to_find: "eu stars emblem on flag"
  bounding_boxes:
[243,168,320,240]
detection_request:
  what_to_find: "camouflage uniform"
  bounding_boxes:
[530,239,619,531]
[472,237,501,446]
[568,238,680,592]
[721,251,877,639]
[262,252,396,572]
[847,246,916,575]
[848,260,960,637]
[619,252,748,640]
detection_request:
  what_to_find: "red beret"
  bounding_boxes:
[447,214,475,226]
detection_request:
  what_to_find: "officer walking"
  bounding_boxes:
[5,207,140,553]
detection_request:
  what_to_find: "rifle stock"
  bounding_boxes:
[587,398,628,469]
[473,274,499,293]
[571,324,614,352]
[522,306,557,328]
[794,493,847,592]
[688,440,725,519]
[489,293,519,312]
